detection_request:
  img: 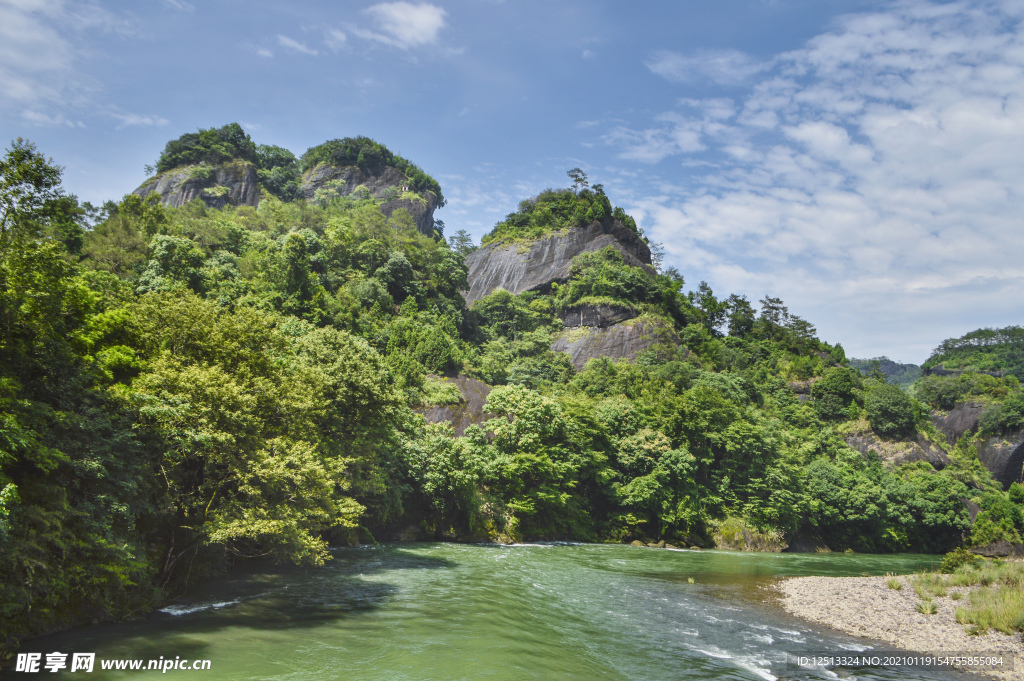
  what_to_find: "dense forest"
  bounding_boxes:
[1,126,1023,652]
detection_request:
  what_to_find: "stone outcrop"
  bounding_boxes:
[416,375,493,436]
[133,162,260,209]
[462,220,652,306]
[930,403,1024,488]
[550,318,680,371]
[844,431,950,470]
[932,403,985,445]
[301,164,438,235]
[976,431,1024,488]
[559,304,636,329]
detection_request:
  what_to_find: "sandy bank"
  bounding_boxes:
[778,575,1023,680]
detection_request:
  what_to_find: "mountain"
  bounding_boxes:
[849,356,922,388]
[3,134,1023,653]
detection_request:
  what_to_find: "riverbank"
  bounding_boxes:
[778,575,1023,680]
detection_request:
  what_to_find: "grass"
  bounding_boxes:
[886,573,903,590]
[913,555,1024,635]
[955,587,1024,634]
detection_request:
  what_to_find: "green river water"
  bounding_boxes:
[9,543,988,681]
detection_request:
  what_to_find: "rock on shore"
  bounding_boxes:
[778,575,1023,680]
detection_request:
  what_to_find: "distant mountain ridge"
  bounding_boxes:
[849,356,922,388]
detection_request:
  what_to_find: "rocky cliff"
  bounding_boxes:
[928,403,1024,487]
[843,430,950,470]
[551,318,680,371]
[302,164,438,235]
[133,162,260,209]
[463,219,652,305]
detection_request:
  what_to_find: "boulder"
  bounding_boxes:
[133,162,260,209]
[630,540,645,547]
[416,375,493,436]
[302,164,438,235]
[463,219,652,306]
[550,318,680,371]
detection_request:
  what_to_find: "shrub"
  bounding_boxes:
[940,547,980,574]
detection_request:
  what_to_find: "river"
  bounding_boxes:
[9,543,981,680]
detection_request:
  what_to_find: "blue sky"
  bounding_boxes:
[2,0,1023,364]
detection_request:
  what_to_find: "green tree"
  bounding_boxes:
[865,384,917,439]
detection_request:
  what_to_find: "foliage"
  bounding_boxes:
[923,326,1024,380]
[155,123,258,173]
[482,172,638,246]
[940,547,981,573]
[865,383,918,439]
[3,138,1017,652]
[554,246,659,311]
[849,356,922,388]
[299,136,444,206]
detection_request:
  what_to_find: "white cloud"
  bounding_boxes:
[21,109,82,127]
[611,0,1024,360]
[326,28,347,51]
[0,0,128,120]
[111,112,169,129]
[277,34,318,56]
[357,2,447,50]
[162,0,195,13]
[256,47,273,58]
[647,49,768,85]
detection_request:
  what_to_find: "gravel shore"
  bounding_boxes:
[778,575,1023,680]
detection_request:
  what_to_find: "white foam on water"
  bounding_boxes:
[770,627,801,636]
[693,645,732,659]
[735,661,777,681]
[742,632,774,645]
[159,599,241,616]
[693,647,777,681]
[505,543,554,548]
[838,642,869,651]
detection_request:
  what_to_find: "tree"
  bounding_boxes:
[567,167,589,194]
[690,281,727,336]
[865,384,917,439]
[0,138,83,251]
[448,229,477,256]
[725,294,755,338]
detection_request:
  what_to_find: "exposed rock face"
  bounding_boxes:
[970,540,1024,558]
[929,403,1024,487]
[932,403,985,445]
[787,378,821,395]
[559,304,636,329]
[976,431,1024,488]
[463,220,652,306]
[551,319,680,371]
[301,164,438,235]
[844,431,950,470]
[417,375,493,436]
[133,162,260,209]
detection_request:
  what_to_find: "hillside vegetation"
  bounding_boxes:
[923,326,1024,380]
[1,139,1021,652]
